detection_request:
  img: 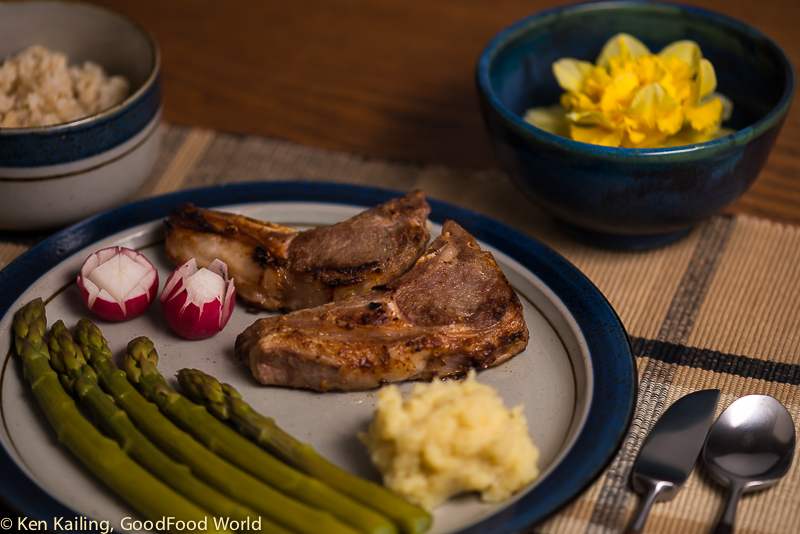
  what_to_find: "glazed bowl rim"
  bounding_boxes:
[0,0,161,137]
[475,0,797,162]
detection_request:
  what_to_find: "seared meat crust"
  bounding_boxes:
[235,220,529,391]
[165,190,431,311]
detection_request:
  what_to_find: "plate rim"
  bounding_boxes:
[0,181,636,532]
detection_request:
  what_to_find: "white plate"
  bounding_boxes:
[0,182,636,534]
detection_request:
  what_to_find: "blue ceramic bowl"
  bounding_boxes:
[476,1,796,249]
[0,1,161,231]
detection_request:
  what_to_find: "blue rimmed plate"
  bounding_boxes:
[0,181,635,533]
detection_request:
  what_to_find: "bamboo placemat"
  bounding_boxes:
[2,123,799,533]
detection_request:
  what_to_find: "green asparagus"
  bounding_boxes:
[177,368,433,534]
[46,320,288,534]
[12,299,228,534]
[75,317,358,534]
[124,335,398,534]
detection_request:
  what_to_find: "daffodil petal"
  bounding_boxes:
[623,128,670,148]
[552,59,594,93]
[629,83,679,125]
[582,66,612,102]
[658,108,684,135]
[598,72,639,114]
[658,40,701,70]
[627,128,647,144]
[658,125,735,146]
[523,105,571,137]
[566,110,617,128]
[698,58,717,100]
[685,96,723,133]
[596,33,650,67]
[613,72,640,99]
[570,124,624,147]
[656,128,704,146]
[623,83,685,140]
[714,92,733,121]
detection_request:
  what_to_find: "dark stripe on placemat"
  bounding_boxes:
[655,216,736,345]
[583,216,736,533]
[632,337,800,385]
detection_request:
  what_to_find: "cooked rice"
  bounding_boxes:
[0,45,130,128]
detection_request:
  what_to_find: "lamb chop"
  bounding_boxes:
[235,219,529,391]
[164,190,431,312]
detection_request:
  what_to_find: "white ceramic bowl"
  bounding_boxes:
[0,0,161,231]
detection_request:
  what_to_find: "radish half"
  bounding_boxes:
[160,258,236,340]
[77,247,159,321]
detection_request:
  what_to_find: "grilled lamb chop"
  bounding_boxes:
[235,219,529,391]
[165,190,431,312]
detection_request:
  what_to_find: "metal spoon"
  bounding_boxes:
[702,394,796,534]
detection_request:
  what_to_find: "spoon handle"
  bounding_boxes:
[712,484,743,534]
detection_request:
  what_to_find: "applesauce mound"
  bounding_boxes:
[360,370,539,510]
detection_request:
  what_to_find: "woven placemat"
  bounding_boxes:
[3,123,799,533]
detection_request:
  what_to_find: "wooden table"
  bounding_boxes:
[93,0,800,225]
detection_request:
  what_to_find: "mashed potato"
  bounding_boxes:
[0,45,130,128]
[360,371,539,510]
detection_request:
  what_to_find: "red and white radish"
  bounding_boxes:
[77,247,159,321]
[160,258,235,340]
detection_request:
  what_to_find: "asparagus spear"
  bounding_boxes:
[177,368,432,534]
[124,335,398,534]
[12,299,228,534]
[46,320,288,534]
[75,317,358,534]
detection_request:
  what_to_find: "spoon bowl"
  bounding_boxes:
[702,394,796,534]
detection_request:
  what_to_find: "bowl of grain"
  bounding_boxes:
[0,0,161,231]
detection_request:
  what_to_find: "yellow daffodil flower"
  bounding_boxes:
[523,33,733,148]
